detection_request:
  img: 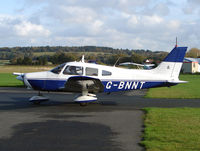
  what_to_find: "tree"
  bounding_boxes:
[50,51,77,64]
[130,53,145,64]
[186,48,200,58]
[105,54,128,65]
[23,57,32,65]
[37,56,48,65]
[17,58,23,65]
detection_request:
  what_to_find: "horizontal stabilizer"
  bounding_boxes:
[13,72,24,76]
[167,80,188,84]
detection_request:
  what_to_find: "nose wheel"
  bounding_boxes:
[29,91,49,105]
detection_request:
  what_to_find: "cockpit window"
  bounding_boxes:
[63,66,83,75]
[50,63,66,74]
[102,70,112,76]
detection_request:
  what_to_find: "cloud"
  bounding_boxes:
[0,15,18,38]
[183,0,200,14]
[14,21,50,37]
[0,14,51,46]
[153,3,170,16]
[0,0,200,51]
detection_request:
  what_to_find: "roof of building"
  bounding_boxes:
[184,58,200,63]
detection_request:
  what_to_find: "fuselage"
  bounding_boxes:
[24,61,174,92]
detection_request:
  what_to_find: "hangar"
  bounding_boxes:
[182,58,200,73]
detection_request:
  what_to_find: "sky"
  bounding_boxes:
[0,0,199,51]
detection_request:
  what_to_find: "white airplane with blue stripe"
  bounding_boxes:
[14,46,187,106]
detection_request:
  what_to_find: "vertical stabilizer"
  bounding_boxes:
[153,47,187,80]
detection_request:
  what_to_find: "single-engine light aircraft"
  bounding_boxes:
[14,46,187,106]
[119,62,155,69]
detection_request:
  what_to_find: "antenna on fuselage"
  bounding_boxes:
[175,37,178,47]
[81,55,85,63]
[114,57,120,67]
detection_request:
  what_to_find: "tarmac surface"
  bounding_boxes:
[0,87,200,151]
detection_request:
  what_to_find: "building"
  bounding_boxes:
[182,58,200,73]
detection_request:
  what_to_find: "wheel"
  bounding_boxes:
[80,102,88,106]
[33,101,41,105]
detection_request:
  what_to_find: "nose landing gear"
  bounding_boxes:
[29,91,49,105]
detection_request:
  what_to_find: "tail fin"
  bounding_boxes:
[153,46,187,80]
[163,46,187,63]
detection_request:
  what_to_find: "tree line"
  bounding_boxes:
[185,48,200,58]
[0,46,174,65]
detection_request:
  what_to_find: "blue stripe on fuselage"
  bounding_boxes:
[102,81,173,92]
[28,79,66,91]
[28,79,176,92]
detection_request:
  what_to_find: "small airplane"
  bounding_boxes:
[13,45,187,106]
[119,62,155,69]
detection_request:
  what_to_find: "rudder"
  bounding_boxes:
[153,46,187,79]
[163,47,187,62]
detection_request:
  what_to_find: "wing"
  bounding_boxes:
[120,62,141,66]
[63,76,104,93]
[143,64,155,67]
[120,62,155,67]
[120,62,147,67]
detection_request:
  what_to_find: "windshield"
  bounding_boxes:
[50,63,66,74]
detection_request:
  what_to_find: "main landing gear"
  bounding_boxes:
[29,90,97,106]
[74,91,97,106]
[29,91,49,105]
[73,80,98,106]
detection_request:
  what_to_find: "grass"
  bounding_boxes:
[142,108,200,151]
[0,73,23,87]
[0,66,55,87]
[146,74,200,99]
[0,65,54,73]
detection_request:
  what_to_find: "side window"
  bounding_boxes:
[102,70,112,76]
[86,67,98,76]
[63,66,83,75]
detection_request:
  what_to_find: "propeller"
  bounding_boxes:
[13,72,32,89]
